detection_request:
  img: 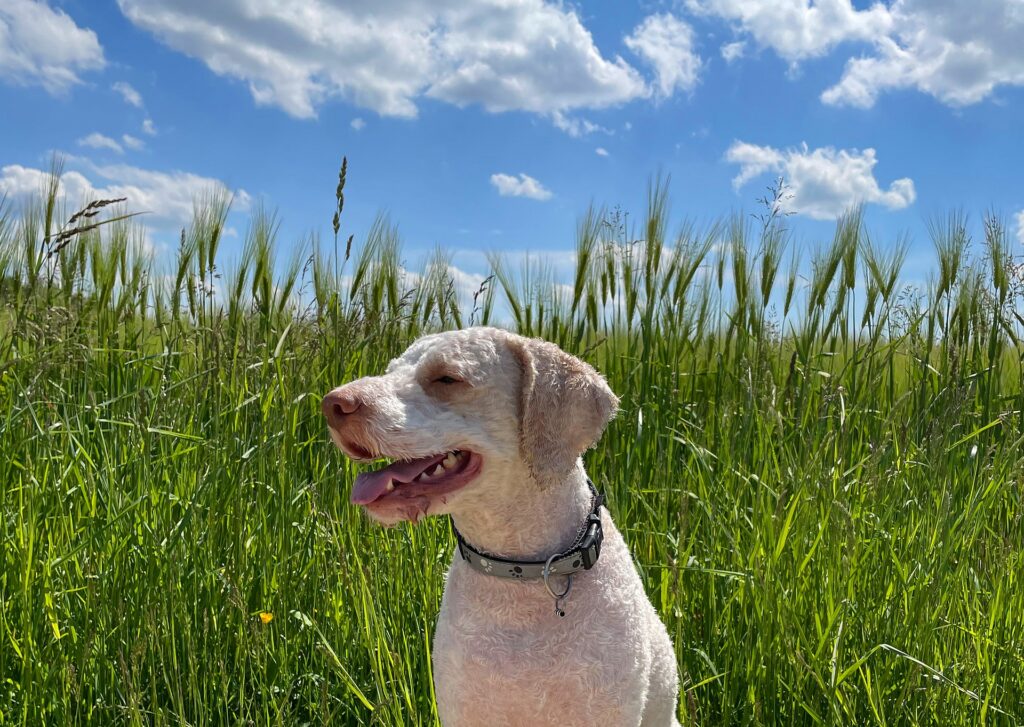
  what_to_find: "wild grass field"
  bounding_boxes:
[1,162,1022,726]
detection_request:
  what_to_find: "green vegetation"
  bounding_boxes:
[1,163,1022,725]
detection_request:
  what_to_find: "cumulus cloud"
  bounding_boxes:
[822,0,1024,108]
[142,118,157,136]
[490,173,553,201]
[0,0,105,93]
[116,0,649,120]
[725,141,915,219]
[687,0,1024,109]
[595,147,609,157]
[112,81,143,108]
[427,2,647,115]
[444,264,490,307]
[685,0,892,62]
[0,159,250,232]
[78,132,124,154]
[1016,209,1024,245]
[350,117,365,131]
[624,13,702,99]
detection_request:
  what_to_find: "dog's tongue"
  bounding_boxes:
[350,454,440,504]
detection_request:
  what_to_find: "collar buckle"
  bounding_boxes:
[579,512,604,570]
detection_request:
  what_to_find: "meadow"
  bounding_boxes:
[1,162,1022,725]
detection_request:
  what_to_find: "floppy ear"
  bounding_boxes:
[507,335,619,488]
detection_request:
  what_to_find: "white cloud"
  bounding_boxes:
[445,264,489,306]
[551,110,609,138]
[624,13,702,99]
[490,172,553,201]
[350,117,365,131]
[684,0,893,62]
[725,141,915,219]
[595,147,609,157]
[142,118,157,136]
[78,132,124,154]
[122,134,145,150]
[112,81,143,108]
[686,0,1024,109]
[1016,209,1024,245]
[116,0,649,120]
[427,2,647,115]
[0,159,250,232]
[822,0,1024,108]
[0,0,105,93]
[721,40,746,63]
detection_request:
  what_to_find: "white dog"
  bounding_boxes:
[323,327,680,726]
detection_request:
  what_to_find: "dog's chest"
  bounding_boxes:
[431,556,647,726]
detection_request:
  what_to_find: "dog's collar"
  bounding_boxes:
[450,479,605,581]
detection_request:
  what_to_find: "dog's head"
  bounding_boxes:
[322,327,618,525]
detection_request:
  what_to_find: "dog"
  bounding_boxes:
[323,327,680,726]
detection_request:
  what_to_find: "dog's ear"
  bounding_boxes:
[507,335,619,488]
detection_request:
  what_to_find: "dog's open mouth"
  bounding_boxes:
[350,449,482,506]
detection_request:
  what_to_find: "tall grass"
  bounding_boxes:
[1,166,1022,726]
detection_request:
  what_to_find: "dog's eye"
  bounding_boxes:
[434,375,461,385]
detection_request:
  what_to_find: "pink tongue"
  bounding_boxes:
[350,453,442,504]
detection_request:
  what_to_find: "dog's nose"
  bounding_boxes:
[322,389,362,429]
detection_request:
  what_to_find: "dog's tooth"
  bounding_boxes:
[386,480,395,491]
[431,464,444,476]
[443,453,457,469]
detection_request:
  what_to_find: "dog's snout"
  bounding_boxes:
[322,388,363,428]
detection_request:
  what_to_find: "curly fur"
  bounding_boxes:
[323,327,680,726]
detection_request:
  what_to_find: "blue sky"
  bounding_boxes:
[2,0,1023,294]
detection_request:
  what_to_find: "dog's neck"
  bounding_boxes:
[448,463,593,561]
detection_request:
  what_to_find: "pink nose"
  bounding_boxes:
[321,388,362,429]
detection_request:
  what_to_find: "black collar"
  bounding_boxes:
[450,479,605,580]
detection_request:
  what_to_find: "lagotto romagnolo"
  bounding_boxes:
[323,327,680,726]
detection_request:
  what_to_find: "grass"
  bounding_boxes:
[1,165,1022,725]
